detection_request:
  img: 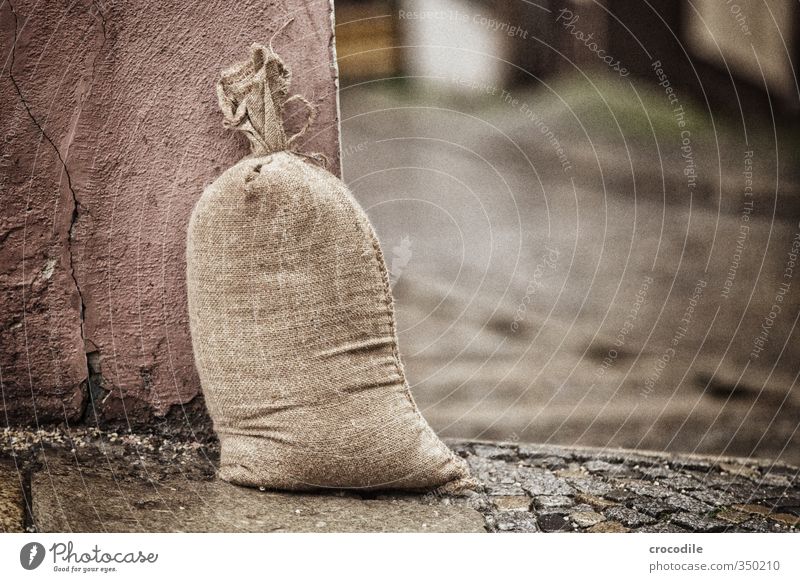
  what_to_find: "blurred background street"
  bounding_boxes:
[334,0,800,462]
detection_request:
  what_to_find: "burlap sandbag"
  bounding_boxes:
[186,44,475,493]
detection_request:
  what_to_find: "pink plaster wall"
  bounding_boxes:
[1,0,340,427]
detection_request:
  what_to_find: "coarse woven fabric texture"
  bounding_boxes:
[186,44,476,493]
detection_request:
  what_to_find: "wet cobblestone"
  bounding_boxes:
[451,441,800,533]
[1,430,798,533]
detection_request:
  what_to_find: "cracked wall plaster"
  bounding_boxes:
[0,0,340,426]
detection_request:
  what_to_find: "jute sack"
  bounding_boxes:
[187,44,476,493]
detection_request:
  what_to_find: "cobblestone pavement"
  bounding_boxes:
[447,441,800,532]
[1,429,798,533]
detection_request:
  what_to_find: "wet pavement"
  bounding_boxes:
[339,76,800,463]
[1,428,797,533]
